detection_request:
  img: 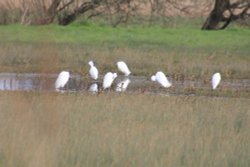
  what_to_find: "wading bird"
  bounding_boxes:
[151,71,172,88]
[116,78,131,92]
[211,72,221,90]
[89,83,98,92]
[55,71,70,90]
[117,61,131,76]
[103,72,117,90]
[88,61,98,80]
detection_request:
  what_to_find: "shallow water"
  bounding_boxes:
[0,73,249,98]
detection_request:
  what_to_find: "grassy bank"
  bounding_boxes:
[0,23,250,54]
[0,23,249,79]
[0,92,249,167]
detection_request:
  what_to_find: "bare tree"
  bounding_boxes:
[202,0,250,30]
[1,0,213,25]
[58,1,97,25]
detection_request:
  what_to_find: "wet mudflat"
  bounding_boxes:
[0,73,249,98]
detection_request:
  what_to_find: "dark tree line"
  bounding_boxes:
[47,0,250,29]
[0,0,249,29]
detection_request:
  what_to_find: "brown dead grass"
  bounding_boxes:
[0,0,213,17]
[0,91,249,167]
[0,0,51,8]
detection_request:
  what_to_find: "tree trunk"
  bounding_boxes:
[58,2,95,25]
[45,0,62,24]
[202,0,231,30]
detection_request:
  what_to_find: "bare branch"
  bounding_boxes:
[57,0,74,13]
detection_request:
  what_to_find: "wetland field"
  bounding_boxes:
[0,21,249,166]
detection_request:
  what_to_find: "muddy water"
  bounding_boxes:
[0,73,249,98]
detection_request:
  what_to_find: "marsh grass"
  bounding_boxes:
[0,18,249,167]
[0,42,249,81]
[0,92,249,167]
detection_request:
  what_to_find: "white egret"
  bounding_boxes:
[211,72,221,90]
[55,71,70,90]
[88,61,98,80]
[116,78,131,92]
[103,72,117,90]
[89,83,98,92]
[117,61,131,76]
[151,71,172,88]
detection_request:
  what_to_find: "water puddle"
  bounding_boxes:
[0,73,249,98]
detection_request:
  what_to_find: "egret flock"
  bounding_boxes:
[55,60,221,93]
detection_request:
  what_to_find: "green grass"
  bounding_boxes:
[0,92,249,167]
[0,22,250,55]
